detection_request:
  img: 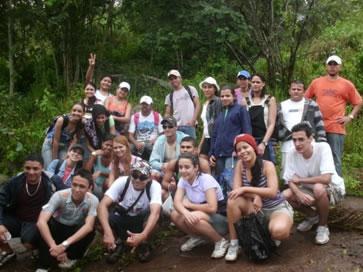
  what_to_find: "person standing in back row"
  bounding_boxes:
[165,70,201,139]
[305,55,362,177]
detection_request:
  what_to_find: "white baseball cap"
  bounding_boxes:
[118,81,131,91]
[167,69,181,78]
[140,95,153,105]
[199,76,220,91]
[326,55,342,65]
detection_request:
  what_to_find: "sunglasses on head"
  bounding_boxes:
[131,171,149,181]
[162,124,174,129]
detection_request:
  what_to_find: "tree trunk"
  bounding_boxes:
[8,0,15,96]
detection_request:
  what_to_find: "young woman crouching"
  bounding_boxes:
[171,153,229,259]
[225,134,293,261]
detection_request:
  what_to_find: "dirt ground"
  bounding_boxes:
[5,197,363,272]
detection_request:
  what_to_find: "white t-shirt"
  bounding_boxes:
[105,176,162,216]
[165,86,198,126]
[280,98,305,152]
[128,111,163,142]
[95,90,112,104]
[283,142,345,194]
[201,103,210,138]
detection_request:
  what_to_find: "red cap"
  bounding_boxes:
[234,134,257,152]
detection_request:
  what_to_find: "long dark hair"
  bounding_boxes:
[83,81,97,106]
[251,73,267,98]
[250,156,264,187]
[92,104,111,145]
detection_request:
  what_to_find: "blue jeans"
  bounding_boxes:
[41,138,68,170]
[177,125,196,139]
[326,133,344,177]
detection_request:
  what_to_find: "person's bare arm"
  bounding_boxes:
[98,196,115,249]
[190,96,201,126]
[182,188,217,214]
[52,117,65,160]
[85,53,96,83]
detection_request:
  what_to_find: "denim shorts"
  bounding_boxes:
[208,213,228,236]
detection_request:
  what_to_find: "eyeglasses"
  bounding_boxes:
[162,125,174,129]
[131,171,149,181]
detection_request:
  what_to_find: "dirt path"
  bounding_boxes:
[5,197,363,272]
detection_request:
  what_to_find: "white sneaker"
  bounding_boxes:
[297,215,319,232]
[211,238,229,259]
[274,240,281,247]
[315,226,330,245]
[58,258,77,269]
[225,244,239,262]
[180,236,206,252]
[35,269,49,272]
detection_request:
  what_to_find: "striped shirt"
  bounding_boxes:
[241,163,284,208]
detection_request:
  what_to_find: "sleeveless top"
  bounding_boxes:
[246,95,270,139]
[46,115,75,144]
[107,97,128,116]
[241,163,284,208]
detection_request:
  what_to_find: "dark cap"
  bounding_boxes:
[161,116,177,127]
[70,144,85,156]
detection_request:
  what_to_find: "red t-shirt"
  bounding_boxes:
[305,76,362,134]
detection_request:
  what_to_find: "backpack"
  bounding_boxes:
[234,212,276,262]
[134,111,160,128]
[118,176,151,202]
[169,85,195,113]
[45,114,69,135]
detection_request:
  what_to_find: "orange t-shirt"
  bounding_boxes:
[305,76,362,134]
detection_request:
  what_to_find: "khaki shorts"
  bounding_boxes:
[262,200,294,221]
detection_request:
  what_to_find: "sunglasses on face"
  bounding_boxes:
[131,171,149,181]
[327,62,338,66]
[162,125,174,129]
[238,76,248,80]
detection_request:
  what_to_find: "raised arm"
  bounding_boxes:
[85,53,96,83]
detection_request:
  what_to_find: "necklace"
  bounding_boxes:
[25,180,41,197]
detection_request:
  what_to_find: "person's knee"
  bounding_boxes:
[269,220,291,240]
[313,184,328,199]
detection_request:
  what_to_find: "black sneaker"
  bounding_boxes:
[136,243,152,263]
[0,251,16,267]
[106,242,125,264]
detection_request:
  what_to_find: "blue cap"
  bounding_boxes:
[237,70,251,79]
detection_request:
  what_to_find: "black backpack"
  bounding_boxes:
[234,212,276,262]
[169,85,195,113]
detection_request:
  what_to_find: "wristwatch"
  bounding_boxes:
[62,240,70,249]
[91,151,97,156]
[262,141,268,147]
[348,114,354,120]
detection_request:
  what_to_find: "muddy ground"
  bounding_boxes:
[5,197,363,272]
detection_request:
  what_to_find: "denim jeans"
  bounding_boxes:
[326,133,344,177]
[177,125,196,139]
[41,138,68,170]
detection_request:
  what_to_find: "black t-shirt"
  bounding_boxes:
[16,181,47,222]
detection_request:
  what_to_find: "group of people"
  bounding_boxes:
[0,54,361,271]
